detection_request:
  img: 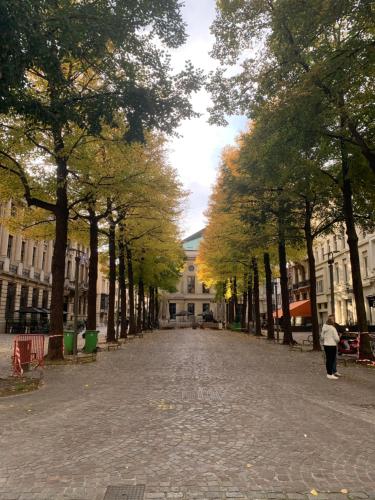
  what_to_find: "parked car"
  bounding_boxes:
[338,332,359,355]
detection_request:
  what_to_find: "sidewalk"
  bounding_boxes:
[0,328,374,499]
[0,327,109,376]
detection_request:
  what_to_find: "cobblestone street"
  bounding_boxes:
[0,328,374,500]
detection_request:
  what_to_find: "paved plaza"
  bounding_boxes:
[0,328,374,500]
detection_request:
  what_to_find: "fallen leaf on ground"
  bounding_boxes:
[310,489,318,496]
[340,489,348,494]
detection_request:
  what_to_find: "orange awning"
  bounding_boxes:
[273,299,311,318]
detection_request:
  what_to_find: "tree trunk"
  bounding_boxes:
[264,252,275,341]
[340,132,372,358]
[136,280,142,333]
[304,201,320,351]
[241,275,247,330]
[252,257,262,336]
[118,224,127,339]
[46,335,64,360]
[48,143,68,358]
[155,287,159,329]
[227,279,233,323]
[229,299,235,323]
[126,244,136,335]
[247,273,253,332]
[49,183,68,333]
[149,286,154,329]
[278,228,294,344]
[87,207,98,330]
[106,216,116,343]
[233,276,239,322]
[142,286,147,330]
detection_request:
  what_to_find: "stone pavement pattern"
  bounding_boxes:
[0,329,374,500]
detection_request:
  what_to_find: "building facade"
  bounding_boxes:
[288,228,375,326]
[163,230,223,323]
[0,201,110,333]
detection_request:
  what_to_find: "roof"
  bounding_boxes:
[273,299,311,318]
[182,229,204,251]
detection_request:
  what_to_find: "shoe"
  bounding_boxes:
[327,374,338,379]
[333,372,342,377]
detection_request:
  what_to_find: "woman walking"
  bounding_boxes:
[321,315,340,380]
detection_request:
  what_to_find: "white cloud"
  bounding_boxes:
[168,0,247,237]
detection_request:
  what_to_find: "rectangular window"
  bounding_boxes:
[7,235,13,259]
[169,302,176,320]
[342,232,346,248]
[321,246,324,261]
[100,294,109,311]
[32,247,37,267]
[335,263,339,284]
[42,290,49,309]
[20,241,26,263]
[67,261,72,280]
[20,285,28,309]
[5,283,16,320]
[187,276,195,294]
[32,288,39,308]
[343,259,348,283]
[203,303,210,313]
[42,252,46,270]
[202,283,210,294]
[333,235,338,252]
[362,252,369,278]
[187,303,195,315]
[316,279,323,294]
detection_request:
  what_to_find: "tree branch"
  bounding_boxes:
[0,155,56,213]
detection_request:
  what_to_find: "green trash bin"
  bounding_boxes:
[84,330,98,353]
[64,330,74,355]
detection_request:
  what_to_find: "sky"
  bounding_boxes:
[168,0,247,238]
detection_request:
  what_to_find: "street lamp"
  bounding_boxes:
[326,251,339,317]
[272,278,280,342]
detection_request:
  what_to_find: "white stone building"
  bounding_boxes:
[288,228,375,326]
[0,201,111,333]
[162,230,223,324]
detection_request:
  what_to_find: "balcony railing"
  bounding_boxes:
[22,269,30,278]
[299,279,310,288]
[292,279,310,290]
[34,272,41,280]
[0,261,3,271]
[10,264,18,274]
